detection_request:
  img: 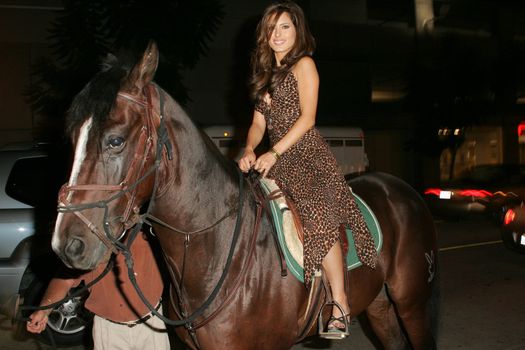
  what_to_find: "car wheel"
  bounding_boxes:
[501,229,525,255]
[22,277,93,347]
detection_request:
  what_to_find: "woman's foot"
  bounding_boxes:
[326,313,350,339]
[319,301,350,340]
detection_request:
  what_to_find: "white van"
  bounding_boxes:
[203,125,369,175]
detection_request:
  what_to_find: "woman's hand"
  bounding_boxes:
[238,149,257,173]
[27,309,51,334]
[254,151,277,177]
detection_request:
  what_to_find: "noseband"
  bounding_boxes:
[57,84,172,253]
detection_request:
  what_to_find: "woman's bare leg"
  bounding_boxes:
[322,241,350,327]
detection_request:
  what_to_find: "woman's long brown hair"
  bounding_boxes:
[250,1,315,104]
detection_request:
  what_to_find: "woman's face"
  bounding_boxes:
[269,12,296,61]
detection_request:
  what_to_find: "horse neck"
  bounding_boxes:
[151,96,240,237]
[149,99,252,302]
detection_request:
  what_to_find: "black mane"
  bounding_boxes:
[66,53,136,137]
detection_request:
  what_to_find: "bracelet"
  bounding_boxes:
[269,147,281,160]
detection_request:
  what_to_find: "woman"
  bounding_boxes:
[238,1,377,339]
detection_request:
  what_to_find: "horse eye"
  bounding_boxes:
[108,136,125,148]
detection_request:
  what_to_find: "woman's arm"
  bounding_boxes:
[245,111,267,152]
[238,111,266,172]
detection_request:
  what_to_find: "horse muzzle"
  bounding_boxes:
[52,225,111,270]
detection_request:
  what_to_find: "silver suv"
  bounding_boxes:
[0,143,91,346]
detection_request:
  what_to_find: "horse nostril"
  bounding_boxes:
[65,237,85,258]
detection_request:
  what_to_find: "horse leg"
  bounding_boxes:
[365,285,409,350]
[390,286,437,350]
[387,267,437,350]
[387,229,438,349]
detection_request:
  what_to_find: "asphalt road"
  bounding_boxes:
[1,218,524,350]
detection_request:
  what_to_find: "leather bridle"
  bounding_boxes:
[57,84,167,253]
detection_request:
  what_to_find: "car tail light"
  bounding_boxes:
[457,189,493,198]
[424,188,441,196]
[504,209,516,225]
[502,207,525,231]
[424,188,452,199]
[424,188,493,199]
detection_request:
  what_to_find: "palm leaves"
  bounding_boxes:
[27,0,224,123]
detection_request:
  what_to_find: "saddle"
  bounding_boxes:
[258,177,383,283]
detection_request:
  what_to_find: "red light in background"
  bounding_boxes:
[424,188,442,196]
[424,188,494,198]
[518,122,525,136]
[504,209,515,225]
[457,189,493,198]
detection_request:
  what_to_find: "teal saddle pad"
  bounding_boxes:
[259,179,383,283]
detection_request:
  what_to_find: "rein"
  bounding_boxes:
[122,170,253,331]
[57,83,259,334]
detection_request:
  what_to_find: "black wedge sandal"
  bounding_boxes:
[318,300,350,340]
[325,313,350,339]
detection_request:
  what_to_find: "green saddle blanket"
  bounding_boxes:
[259,178,383,283]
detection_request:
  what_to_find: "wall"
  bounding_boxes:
[0,3,57,146]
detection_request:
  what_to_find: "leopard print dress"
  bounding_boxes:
[256,70,377,285]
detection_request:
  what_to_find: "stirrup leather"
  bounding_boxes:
[318,300,350,340]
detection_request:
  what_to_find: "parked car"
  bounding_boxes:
[423,164,525,222]
[501,206,525,254]
[0,142,92,346]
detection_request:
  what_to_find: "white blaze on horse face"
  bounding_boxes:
[52,117,93,251]
[68,117,93,189]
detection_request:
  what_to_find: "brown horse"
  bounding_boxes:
[51,42,439,350]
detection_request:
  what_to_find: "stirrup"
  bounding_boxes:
[318,300,350,340]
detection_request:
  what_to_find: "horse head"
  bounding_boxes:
[52,42,167,270]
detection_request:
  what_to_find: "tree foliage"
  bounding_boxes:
[27,0,224,122]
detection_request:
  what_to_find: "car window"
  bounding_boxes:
[6,156,66,207]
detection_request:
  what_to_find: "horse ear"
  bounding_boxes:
[127,40,159,90]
